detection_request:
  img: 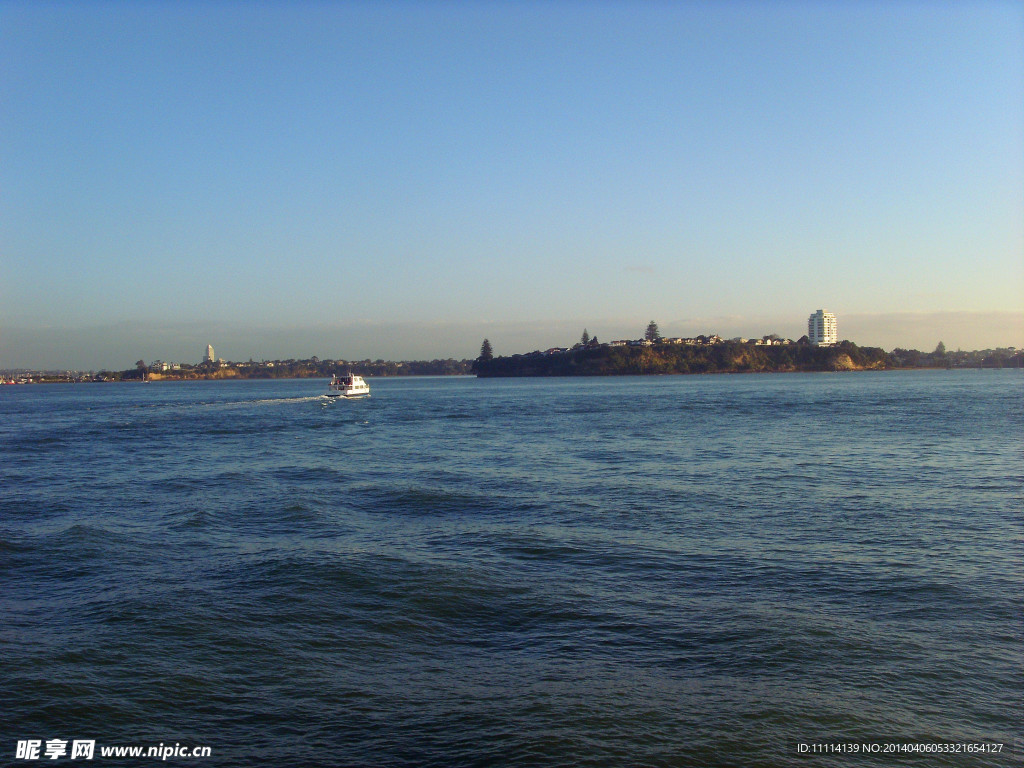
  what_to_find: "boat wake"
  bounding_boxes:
[250,396,325,405]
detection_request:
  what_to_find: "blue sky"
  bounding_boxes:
[2,0,1022,369]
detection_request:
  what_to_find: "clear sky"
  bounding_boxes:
[2,0,1022,369]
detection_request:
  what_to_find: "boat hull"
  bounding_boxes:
[325,389,369,398]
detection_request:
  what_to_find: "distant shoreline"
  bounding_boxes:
[1,358,474,383]
[3,344,1021,383]
[4,366,1021,386]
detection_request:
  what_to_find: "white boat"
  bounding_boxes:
[326,373,369,398]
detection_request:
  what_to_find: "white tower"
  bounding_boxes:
[205,344,215,363]
[808,310,837,346]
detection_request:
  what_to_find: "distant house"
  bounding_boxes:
[608,340,629,347]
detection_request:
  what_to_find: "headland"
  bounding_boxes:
[472,340,1022,377]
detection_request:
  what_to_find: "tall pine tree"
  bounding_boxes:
[479,338,493,362]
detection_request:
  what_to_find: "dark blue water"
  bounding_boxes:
[2,372,1022,767]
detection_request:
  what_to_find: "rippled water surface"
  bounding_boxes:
[2,372,1022,766]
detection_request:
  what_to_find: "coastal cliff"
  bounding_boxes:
[473,341,888,377]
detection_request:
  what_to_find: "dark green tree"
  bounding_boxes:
[581,329,590,345]
[479,338,493,362]
[934,341,946,356]
[644,321,661,342]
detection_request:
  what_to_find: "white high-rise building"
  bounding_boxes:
[205,344,215,363]
[808,310,837,346]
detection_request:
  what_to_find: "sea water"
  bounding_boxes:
[1,371,1021,767]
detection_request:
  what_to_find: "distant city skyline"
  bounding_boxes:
[2,2,1021,370]
[3,311,1021,371]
